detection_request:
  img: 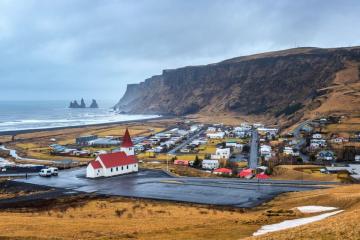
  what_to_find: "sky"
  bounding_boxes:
[0,0,360,102]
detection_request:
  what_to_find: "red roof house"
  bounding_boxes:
[213,168,232,175]
[255,172,270,179]
[174,160,190,166]
[238,169,253,178]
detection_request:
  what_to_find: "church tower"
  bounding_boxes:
[120,128,134,156]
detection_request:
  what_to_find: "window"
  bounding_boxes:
[116,167,118,171]
[127,165,129,169]
[111,168,113,172]
[122,166,123,170]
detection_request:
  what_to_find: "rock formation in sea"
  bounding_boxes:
[69,100,81,108]
[69,99,99,108]
[89,99,99,108]
[80,98,86,108]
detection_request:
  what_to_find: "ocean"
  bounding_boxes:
[0,100,159,133]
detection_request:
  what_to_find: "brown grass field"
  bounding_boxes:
[0,184,359,240]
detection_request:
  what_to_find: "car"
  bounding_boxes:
[48,167,59,176]
[39,168,52,177]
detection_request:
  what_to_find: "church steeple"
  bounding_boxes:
[120,128,134,156]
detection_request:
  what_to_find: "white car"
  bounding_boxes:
[48,167,59,176]
[39,168,52,177]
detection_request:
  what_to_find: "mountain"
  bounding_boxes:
[114,47,360,123]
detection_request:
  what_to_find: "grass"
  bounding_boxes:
[0,197,259,240]
[4,122,167,164]
[271,165,341,182]
[245,184,360,240]
[1,183,360,239]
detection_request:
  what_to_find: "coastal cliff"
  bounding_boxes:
[114,47,360,120]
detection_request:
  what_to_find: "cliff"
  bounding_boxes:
[114,47,360,120]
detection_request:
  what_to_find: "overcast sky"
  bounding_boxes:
[0,0,359,102]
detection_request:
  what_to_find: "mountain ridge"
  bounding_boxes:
[114,46,360,123]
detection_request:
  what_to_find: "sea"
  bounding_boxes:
[0,100,160,133]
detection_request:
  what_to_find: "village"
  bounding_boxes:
[1,115,358,182]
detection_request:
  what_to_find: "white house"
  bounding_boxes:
[312,133,323,139]
[86,129,138,178]
[283,146,294,155]
[211,148,231,159]
[207,132,225,139]
[202,159,220,170]
[260,145,272,156]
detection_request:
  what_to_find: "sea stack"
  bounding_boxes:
[80,98,86,108]
[69,100,81,108]
[69,99,99,108]
[89,99,99,108]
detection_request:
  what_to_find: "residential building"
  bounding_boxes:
[202,159,219,170]
[213,168,232,175]
[211,148,231,159]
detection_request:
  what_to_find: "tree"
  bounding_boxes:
[309,154,316,162]
[193,155,201,168]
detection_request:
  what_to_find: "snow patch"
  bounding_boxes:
[253,210,344,236]
[296,206,338,213]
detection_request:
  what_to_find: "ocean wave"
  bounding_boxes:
[0,113,161,132]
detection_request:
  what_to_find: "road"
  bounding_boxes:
[15,167,335,208]
[167,128,206,155]
[248,130,259,169]
[292,120,312,162]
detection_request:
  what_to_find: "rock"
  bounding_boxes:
[80,98,86,108]
[89,99,99,108]
[69,100,80,108]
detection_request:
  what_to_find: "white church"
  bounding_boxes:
[86,128,138,178]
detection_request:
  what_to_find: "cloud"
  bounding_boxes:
[0,0,359,101]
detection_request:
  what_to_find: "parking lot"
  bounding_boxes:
[15,167,330,208]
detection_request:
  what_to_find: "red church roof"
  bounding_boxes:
[98,152,137,168]
[90,160,102,169]
[121,128,134,147]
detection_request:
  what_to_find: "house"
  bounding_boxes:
[260,145,271,156]
[211,148,231,159]
[207,132,225,139]
[355,155,360,162]
[86,129,138,178]
[312,133,322,139]
[257,127,278,137]
[253,123,264,129]
[225,141,243,149]
[283,146,294,155]
[238,168,253,178]
[213,168,232,175]
[76,135,98,146]
[331,137,347,144]
[174,160,189,166]
[255,172,270,179]
[310,139,327,148]
[202,159,219,170]
[317,150,335,161]
[206,127,217,132]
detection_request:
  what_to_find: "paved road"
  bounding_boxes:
[15,167,333,208]
[167,128,206,155]
[292,120,311,162]
[248,130,259,169]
